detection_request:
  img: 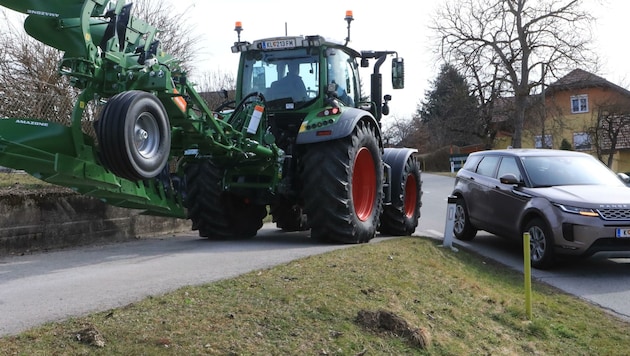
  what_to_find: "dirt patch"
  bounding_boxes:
[75,324,106,348]
[356,309,431,350]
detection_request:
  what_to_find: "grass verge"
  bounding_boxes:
[2,237,629,355]
[0,171,53,189]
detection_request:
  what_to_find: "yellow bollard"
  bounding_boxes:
[523,232,533,320]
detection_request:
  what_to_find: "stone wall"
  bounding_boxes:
[0,191,190,255]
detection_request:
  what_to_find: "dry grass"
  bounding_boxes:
[0,171,53,188]
[1,237,628,355]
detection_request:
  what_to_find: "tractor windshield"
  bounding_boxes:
[240,48,319,110]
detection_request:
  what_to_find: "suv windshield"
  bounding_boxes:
[241,48,319,110]
[522,155,625,187]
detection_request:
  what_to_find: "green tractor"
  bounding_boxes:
[0,1,422,243]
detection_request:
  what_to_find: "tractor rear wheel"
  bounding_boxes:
[96,90,171,181]
[184,160,266,239]
[379,156,422,235]
[301,120,383,243]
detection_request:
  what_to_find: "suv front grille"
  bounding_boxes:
[597,208,630,221]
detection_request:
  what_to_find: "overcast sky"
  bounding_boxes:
[1,0,628,126]
[166,0,630,125]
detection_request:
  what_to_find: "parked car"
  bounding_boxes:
[451,148,630,269]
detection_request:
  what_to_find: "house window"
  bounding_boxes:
[573,132,591,150]
[534,135,552,149]
[570,94,588,113]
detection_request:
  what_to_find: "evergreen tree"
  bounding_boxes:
[417,64,479,149]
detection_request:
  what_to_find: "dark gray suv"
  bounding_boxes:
[451,149,630,269]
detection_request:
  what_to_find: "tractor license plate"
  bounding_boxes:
[262,39,296,49]
[616,228,630,238]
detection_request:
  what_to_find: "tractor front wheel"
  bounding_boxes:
[184,160,266,239]
[301,120,383,243]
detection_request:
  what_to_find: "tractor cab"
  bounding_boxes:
[230,12,405,122]
[232,35,361,112]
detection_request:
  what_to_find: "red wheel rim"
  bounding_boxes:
[352,147,376,221]
[403,173,417,218]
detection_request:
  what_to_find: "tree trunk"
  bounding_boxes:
[511,94,527,148]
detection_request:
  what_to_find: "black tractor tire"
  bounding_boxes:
[270,199,309,232]
[96,90,171,181]
[184,161,266,239]
[453,196,477,241]
[301,120,384,243]
[525,217,556,269]
[379,156,422,235]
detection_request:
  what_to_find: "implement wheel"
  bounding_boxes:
[96,90,171,181]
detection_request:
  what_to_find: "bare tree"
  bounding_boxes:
[190,70,237,110]
[381,116,416,147]
[130,0,201,73]
[467,52,507,148]
[196,70,237,92]
[591,104,630,167]
[399,114,433,153]
[431,0,597,148]
[0,1,200,122]
[0,11,74,122]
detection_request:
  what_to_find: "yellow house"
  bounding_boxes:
[495,69,630,172]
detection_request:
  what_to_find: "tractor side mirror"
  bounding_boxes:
[392,57,404,89]
[382,94,392,116]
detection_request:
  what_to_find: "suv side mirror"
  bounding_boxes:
[392,57,404,89]
[499,173,521,186]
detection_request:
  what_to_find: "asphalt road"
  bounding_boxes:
[0,229,382,336]
[1,173,629,337]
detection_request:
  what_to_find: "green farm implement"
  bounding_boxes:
[0,1,422,243]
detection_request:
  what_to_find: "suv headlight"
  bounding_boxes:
[554,203,599,217]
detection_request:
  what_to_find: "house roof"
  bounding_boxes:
[547,68,630,97]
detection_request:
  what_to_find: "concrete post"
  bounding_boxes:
[442,195,458,252]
